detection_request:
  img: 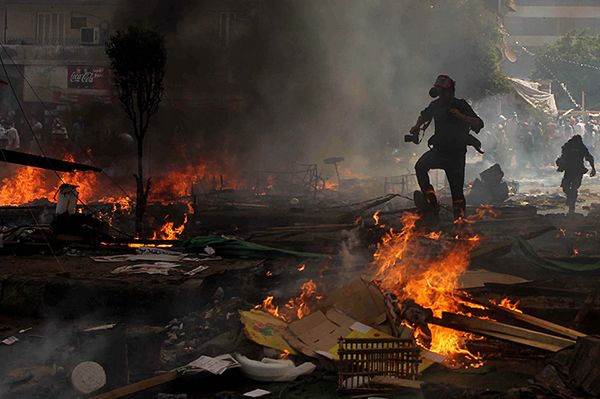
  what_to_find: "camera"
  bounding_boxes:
[404,133,419,144]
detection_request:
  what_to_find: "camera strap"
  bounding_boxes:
[417,120,431,145]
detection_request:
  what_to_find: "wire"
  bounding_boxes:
[522,45,600,73]
[0,51,67,183]
[0,49,68,268]
[519,46,580,108]
[0,42,133,202]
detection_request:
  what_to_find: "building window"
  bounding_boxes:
[219,12,236,47]
[36,12,66,45]
[71,16,87,29]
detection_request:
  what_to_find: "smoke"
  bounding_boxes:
[106,0,505,183]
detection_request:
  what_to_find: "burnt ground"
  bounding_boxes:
[1,191,600,398]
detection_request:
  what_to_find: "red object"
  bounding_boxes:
[67,66,110,90]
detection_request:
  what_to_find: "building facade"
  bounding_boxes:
[505,0,600,47]
[0,0,118,108]
[503,0,600,77]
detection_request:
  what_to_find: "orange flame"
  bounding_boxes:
[152,214,188,240]
[285,280,317,320]
[339,166,369,179]
[255,296,280,319]
[425,231,442,240]
[491,297,522,313]
[373,212,483,367]
[0,153,237,207]
[256,280,319,322]
[323,181,337,190]
[373,210,381,226]
[297,264,306,272]
[0,153,131,208]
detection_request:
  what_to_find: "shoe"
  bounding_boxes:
[413,190,426,212]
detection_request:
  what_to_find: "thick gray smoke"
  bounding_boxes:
[109,0,504,181]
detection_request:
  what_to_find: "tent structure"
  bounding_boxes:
[506,77,558,117]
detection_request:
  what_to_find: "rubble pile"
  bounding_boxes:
[1,163,600,398]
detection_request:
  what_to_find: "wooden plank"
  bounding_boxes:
[264,223,356,231]
[91,370,179,399]
[455,292,585,340]
[481,282,587,298]
[492,307,585,340]
[477,330,566,352]
[440,312,575,347]
[371,376,423,389]
[431,313,575,352]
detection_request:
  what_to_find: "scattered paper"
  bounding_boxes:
[184,265,209,276]
[1,336,18,345]
[204,246,216,255]
[243,389,271,397]
[185,354,240,375]
[136,247,181,256]
[92,254,185,263]
[84,323,117,332]
[423,350,446,363]
[111,262,181,275]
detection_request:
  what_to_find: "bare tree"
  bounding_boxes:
[106,27,166,236]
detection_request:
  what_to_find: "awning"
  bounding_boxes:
[507,77,558,116]
[0,149,101,172]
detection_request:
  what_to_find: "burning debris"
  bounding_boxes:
[373,212,484,367]
[255,279,321,322]
[3,1,600,398]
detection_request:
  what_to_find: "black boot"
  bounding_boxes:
[566,191,576,214]
[414,190,439,224]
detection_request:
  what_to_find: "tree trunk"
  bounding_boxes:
[134,137,146,237]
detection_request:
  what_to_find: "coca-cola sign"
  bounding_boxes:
[67,66,109,90]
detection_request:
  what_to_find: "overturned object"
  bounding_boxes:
[536,335,600,397]
[71,361,106,395]
[234,353,315,382]
[468,163,509,205]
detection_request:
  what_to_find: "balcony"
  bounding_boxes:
[1,39,108,65]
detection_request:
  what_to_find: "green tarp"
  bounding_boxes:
[183,235,325,259]
[514,236,600,272]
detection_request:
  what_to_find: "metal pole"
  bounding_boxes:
[3,7,7,43]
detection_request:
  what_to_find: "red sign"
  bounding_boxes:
[67,66,110,90]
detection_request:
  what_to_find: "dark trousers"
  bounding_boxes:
[415,148,466,219]
[561,169,584,212]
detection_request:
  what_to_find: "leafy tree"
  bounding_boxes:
[106,27,166,236]
[532,31,600,110]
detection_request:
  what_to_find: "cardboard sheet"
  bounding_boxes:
[285,308,390,360]
[459,269,529,289]
[317,277,387,325]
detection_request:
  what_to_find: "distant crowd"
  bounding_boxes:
[0,109,78,157]
[476,113,600,176]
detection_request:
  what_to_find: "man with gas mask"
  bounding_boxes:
[406,75,484,221]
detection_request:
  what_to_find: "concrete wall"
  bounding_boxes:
[505,1,600,47]
[0,1,116,46]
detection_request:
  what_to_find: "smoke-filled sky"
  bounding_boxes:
[111,0,503,178]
